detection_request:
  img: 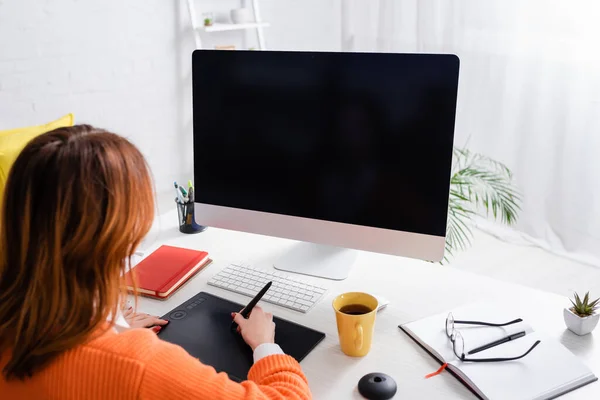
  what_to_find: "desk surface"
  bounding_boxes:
[134,211,600,399]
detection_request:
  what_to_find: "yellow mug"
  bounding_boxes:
[332,292,378,357]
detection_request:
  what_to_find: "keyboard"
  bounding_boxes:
[208,263,328,313]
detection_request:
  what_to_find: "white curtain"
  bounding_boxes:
[341,0,600,267]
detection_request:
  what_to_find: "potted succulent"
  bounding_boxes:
[203,12,214,27]
[564,292,600,336]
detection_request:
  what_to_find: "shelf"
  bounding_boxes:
[201,22,270,33]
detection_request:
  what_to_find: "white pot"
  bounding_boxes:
[563,307,600,336]
[230,8,253,24]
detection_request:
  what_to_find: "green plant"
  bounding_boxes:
[570,292,600,317]
[445,147,522,262]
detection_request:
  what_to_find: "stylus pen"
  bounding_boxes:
[231,281,272,331]
[467,331,526,355]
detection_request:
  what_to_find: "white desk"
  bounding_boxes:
[134,211,599,399]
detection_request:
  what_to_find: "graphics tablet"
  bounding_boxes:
[158,291,325,381]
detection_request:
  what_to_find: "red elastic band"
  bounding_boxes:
[425,363,448,379]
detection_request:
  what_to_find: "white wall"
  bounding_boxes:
[0,0,193,197]
[0,0,341,209]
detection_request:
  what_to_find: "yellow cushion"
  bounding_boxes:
[0,113,74,195]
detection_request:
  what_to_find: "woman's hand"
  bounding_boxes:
[232,306,275,351]
[123,307,169,333]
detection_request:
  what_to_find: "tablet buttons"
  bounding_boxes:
[169,310,187,320]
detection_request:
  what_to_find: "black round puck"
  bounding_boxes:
[358,373,397,400]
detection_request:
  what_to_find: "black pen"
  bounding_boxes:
[231,281,272,331]
[468,331,527,355]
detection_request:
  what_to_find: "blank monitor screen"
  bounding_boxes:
[193,51,459,238]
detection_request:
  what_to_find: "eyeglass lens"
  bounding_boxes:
[454,331,465,358]
[446,313,455,338]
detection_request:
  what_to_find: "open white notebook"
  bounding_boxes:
[400,303,597,400]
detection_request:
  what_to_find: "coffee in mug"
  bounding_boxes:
[339,304,373,315]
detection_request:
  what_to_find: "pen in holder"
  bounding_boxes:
[176,199,207,234]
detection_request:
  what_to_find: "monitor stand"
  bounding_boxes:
[273,242,357,281]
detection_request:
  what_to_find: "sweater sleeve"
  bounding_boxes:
[138,339,312,400]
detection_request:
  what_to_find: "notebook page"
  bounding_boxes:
[453,332,595,400]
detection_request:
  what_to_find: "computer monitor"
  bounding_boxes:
[192,50,459,280]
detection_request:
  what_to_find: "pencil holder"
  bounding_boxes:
[176,200,207,234]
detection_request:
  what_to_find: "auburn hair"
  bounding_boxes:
[0,125,155,380]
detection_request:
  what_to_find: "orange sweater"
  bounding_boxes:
[0,328,311,400]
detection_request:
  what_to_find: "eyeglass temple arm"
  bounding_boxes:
[454,318,523,327]
[461,340,541,363]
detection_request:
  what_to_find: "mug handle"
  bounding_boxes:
[354,323,363,350]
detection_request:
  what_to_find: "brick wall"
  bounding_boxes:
[0,0,196,195]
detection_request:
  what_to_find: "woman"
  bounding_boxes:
[0,125,311,399]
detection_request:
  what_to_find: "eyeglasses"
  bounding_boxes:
[445,312,541,362]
